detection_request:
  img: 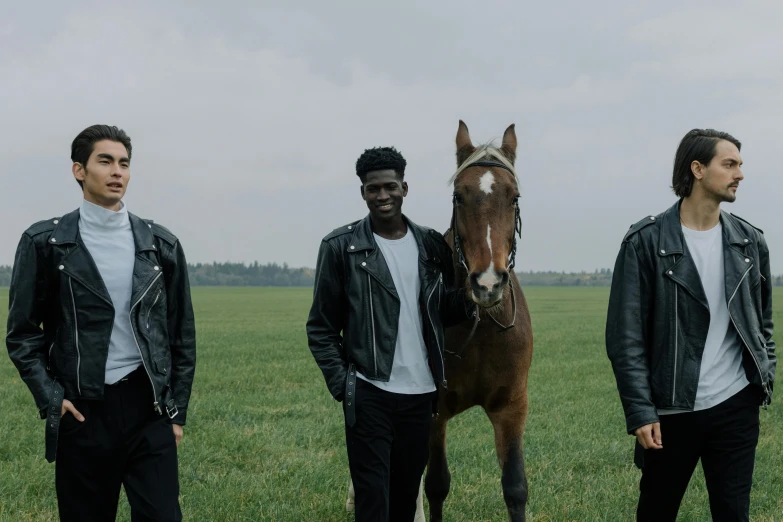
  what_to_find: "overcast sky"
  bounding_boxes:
[2,1,782,273]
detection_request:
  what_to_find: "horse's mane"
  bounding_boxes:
[448,143,518,186]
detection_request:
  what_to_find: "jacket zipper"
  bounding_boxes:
[427,273,446,387]
[365,253,378,376]
[672,287,677,403]
[68,278,81,395]
[130,273,164,414]
[727,264,769,407]
[47,342,55,371]
[146,289,162,330]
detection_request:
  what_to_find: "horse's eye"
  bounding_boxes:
[453,193,463,204]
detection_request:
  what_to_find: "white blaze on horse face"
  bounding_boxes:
[486,224,493,256]
[476,224,500,289]
[479,171,495,194]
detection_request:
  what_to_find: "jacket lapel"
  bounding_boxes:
[129,213,164,306]
[349,216,399,299]
[406,217,441,301]
[658,201,709,310]
[721,211,754,302]
[52,209,113,305]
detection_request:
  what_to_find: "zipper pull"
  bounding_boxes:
[762,383,770,409]
[153,401,162,415]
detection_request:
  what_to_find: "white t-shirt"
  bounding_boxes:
[356,231,436,394]
[659,223,749,415]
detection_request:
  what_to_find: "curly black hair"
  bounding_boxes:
[355,146,407,180]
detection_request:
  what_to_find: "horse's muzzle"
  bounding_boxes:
[469,269,509,307]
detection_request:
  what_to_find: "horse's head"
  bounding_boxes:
[450,120,521,308]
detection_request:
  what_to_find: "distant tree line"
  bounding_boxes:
[0,262,316,287]
[4,264,783,287]
[187,262,315,286]
[516,268,615,287]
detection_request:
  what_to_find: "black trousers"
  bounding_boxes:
[55,367,182,522]
[637,385,760,522]
[345,378,435,522]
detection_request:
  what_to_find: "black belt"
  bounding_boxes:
[44,379,65,463]
[344,363,357,428]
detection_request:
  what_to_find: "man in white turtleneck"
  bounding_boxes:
[78,198,143,384]
[6,124,196,522]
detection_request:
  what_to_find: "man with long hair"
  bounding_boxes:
[606,129,775,521]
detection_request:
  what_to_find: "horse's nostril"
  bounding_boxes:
[490,271,509,291]
[470,273,486,291]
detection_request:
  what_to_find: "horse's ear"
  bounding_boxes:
[456,120,475,166]
[501,123,517,164]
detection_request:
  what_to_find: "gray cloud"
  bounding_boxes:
[2,1,782,272]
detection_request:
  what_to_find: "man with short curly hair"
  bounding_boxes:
[307,146,475,521]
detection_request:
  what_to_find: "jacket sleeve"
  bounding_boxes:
[6,233,54,417]
[758,233,776,397]
[606,238,659,434]
[163,239,196,425]
[306,240,348,401]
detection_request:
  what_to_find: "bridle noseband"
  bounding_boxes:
[446,157,522,359]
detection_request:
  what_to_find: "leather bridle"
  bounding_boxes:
[445,157,522,358]
[451,160,522,275]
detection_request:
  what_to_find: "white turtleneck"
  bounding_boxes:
[78,199,142,384]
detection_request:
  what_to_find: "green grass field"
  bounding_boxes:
[1,287,781,521]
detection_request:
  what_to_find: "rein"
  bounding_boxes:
[445,156,522,359]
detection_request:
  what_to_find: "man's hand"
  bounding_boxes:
[635,422,663,450]
[60,399,84,422]
[172,424,184,447]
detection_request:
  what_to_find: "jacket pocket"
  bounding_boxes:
[755,332,770,368]
[52,355,79,379]
[153,354,171,376]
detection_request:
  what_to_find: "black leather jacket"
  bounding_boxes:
[6,208,196,426]
[606,201,776,434]
[306,215,474,401]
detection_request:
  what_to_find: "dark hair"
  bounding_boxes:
[71,125,132,188]
[672,128,741,198]
[355,146,406,180]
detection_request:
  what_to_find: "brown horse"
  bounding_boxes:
[424,121,534,522]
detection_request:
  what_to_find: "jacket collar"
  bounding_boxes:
[658,199,752,254]
[50,206,157,254]
[658,199,754,310]
[347,214,427,256]
[346,214,435,300]
[50,206,162,307]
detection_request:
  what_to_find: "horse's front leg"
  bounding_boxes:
[424,413,451,522]
[488,405,529,522]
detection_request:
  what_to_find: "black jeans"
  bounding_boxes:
[637,385,761,522]
[55,367,182,522]
[345,378,435,522]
